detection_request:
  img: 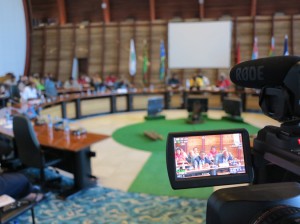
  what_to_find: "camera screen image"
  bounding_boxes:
[166,129,253,189]
[174,133,246,180]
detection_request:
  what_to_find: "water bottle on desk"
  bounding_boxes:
[40,94,45,104]
[47,114,53,128]
[87,89,91,95]
[63,119,70,132]
[5,110,11,125]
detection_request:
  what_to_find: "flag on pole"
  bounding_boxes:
[283,35,289,56]
[71,57,79,79]
[159,40,166,81]
[251,37,259,60]
[142,40,149,85]
[268,36,275,56]
[129,39,137,76]
[235,41,241,64]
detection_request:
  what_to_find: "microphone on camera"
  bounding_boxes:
[230,56,300,88]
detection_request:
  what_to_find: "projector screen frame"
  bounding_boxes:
[168,20,232,69]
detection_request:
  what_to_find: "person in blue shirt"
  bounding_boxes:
[215,148,234,166]
[198,151,213,169]
[44,76,57,97]
[0,173,32,199]
[167,73,181,89]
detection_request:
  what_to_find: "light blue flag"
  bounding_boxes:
[129,39,137,76]
[71,57,79,79]
[283,35,289,56]
[251,37,258,60]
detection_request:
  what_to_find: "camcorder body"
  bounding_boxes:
[166,56,300,224]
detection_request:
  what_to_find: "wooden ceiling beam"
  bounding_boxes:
[251,0,257,17]
[57,0,67,24]
[149,0,156,21]
[102,0,111,23]
[198,0,205,19]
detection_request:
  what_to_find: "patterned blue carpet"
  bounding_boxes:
[15,186,207,223]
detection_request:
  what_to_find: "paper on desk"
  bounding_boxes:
[3,123,13,129]
[0,194,16,207]
[0,118,5,126]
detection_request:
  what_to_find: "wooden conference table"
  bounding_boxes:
[0,106,109,198]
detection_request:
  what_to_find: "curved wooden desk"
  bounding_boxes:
[38,88,259,120]
[0,106,109,199]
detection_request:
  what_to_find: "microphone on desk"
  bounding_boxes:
[230,56,300,89]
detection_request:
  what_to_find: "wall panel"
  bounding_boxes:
[31,16,300,88]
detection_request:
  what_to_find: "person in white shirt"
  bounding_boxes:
[64,77,81,89]
[20,81,39,102]
[3,74,17,86]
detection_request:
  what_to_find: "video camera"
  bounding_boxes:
[166,56,300,224]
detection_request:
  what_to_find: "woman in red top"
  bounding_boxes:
[216,74,231,89]
[175,148,186,164]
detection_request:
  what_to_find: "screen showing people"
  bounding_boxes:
[174,133,246,179]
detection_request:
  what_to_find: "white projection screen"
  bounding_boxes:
[0,0,27,78]
[168,21,232,69]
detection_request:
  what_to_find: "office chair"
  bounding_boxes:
[7,85,20,104]
[0,137,16,170]
[12,114,62,189]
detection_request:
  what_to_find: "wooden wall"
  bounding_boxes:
[29,15,300,86]
[65,0,103,23]
[30,0,300,24]
[31,0,59,23]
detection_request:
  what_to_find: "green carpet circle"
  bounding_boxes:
[112,117,260,199]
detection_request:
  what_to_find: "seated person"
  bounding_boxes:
[104,73,117,90]
[197,70,210,87]
[0,85,10,98]
[78,74,91,88]
[216,73,231,90]
[167,73,181,89]
[198,151,213,169]
[189,75,203,91]
[189,147,201,169]
[175,147,187,166]
[186,150,196,167]
[0,172,32,199]
[20,81,39,102]
[114,75,131,91]
[3,74,17,86]
[31,73,44,91]
[44,76,58,97]
[199,77,210,89]
[186,149,201,169]
[17,75,29,93]
[64,77,81,89]
[91,73,104,91]
[0,73,14,84]
[207,146,218,163]
[215,148,234,167]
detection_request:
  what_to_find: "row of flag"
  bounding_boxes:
[236,35,290,64]
[71,35,289,84]
[129,39,166,85]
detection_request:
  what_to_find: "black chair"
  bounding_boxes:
[7,85,20,104]
[12,114,61,189]
[0,137,16,170]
